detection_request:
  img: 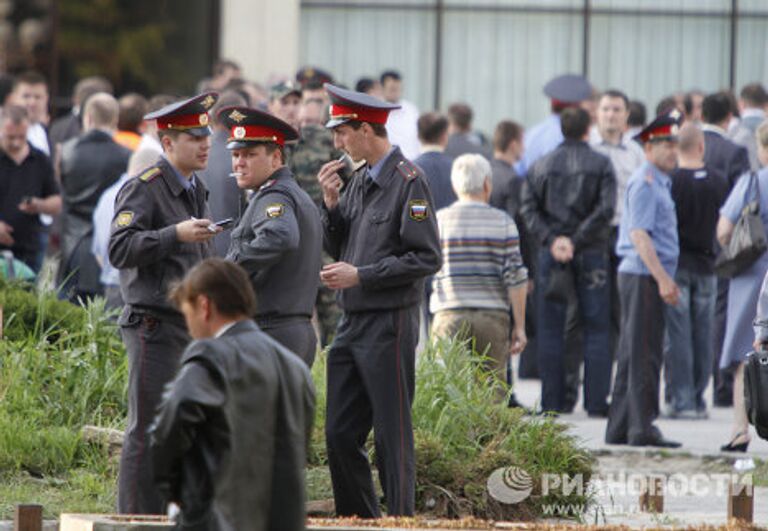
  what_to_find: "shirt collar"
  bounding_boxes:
[646,161,671,187]
[701,123,727,137]
[591,128,629,150]
[742,108,765,120]
[420,144,443,154]
[164,156,196,191]
[367,146,397,183]
[214,321,238,338]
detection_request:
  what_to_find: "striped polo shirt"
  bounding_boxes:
[430,200,528,313]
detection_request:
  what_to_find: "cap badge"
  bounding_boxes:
[229,109,246,123]
[233,126,246,139]
[669,109,681,120]
[201,95,216,109]
[199,113,210,126]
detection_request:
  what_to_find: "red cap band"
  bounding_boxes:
[229,125,285,146]
[329,103,390,125]
[641,124,678,142]
[158,112,210,130]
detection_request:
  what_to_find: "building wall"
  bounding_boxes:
[299,0,768,134]
[220,0,301,84]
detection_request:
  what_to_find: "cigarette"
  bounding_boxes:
[229,172,243,178]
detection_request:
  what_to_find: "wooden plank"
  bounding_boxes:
[14,504,42,531]
[638,475,664,513]
[728,479,754,522]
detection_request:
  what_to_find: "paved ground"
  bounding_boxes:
[514,374,768,457]
[515,374,768,526]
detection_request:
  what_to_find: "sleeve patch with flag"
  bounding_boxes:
[266,203,285,218]
[408,200,429,221]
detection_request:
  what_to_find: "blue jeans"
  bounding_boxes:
[537,248,612,413]
[663,268,716,412]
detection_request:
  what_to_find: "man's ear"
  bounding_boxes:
[197,294,211,320]
[161,135,173,153]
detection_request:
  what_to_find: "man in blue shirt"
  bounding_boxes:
[606,110,683,448]
[515,74,592,177]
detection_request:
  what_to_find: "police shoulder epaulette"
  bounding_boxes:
[138,167,161,183]
[396,159,419,181]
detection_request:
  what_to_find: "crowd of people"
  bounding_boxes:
[2,59,768,528]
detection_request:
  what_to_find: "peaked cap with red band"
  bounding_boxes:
[324,83,401,129]
[633,109,683,144]
[143,92,219,137]
[217,106,299,150]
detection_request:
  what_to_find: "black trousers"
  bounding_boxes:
[605,274,664,445]
[258,316,317,367]
[117,311,189,514]
[325,306,418,518]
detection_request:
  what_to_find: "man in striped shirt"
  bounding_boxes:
[430,154,528,401]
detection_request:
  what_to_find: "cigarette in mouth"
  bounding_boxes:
[229,172,243,177]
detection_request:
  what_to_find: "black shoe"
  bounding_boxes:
[587,410,609,419]
[721,432,750,453]
[630,436,682,449]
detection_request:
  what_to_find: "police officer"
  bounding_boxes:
[108,92,221,514]
[317,84,441,517]
[221,106,322,366]
[605,110,683,448]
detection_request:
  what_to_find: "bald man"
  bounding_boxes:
[58,92,131,303]
[663,123,729,419]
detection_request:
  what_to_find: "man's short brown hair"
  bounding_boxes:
[447,103,473,131]
[118,93,149,132]
[169,258,256,318]
[417,112,448,144]
[493,120,523,152]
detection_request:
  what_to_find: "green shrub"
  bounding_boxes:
[0,280,126,475]
[413,336,594,519]
[309,335,595,519]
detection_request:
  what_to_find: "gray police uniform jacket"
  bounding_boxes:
[322,147,442,312]
[226,167,322,318]
[109,158,214,321]
[150,319,315,531]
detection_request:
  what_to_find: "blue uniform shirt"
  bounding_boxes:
[514,114,562,176]
[92,172,132,286]
[165,156,196,190]
[616,161,679,277]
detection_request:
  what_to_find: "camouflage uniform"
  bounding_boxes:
[288,124,343,346]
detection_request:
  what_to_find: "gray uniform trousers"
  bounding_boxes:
[257,316,317,368]
[605,273,664,445]
[325,305,419,518]
[117,311,190,514]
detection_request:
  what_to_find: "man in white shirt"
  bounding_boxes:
[381,70,421,160]
[729,82,767,171]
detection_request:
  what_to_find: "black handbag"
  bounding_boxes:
[544,262,575,303]
[744,348,768,441]
[714,172,768,278]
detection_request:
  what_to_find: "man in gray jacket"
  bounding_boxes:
[222,106,322,366]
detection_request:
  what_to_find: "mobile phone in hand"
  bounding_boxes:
[208,218,235,232]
